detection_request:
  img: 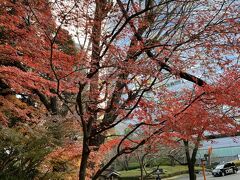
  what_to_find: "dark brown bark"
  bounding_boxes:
[187,162,196,180]
[78,1,109,179]
[79,136,90,180]
[0,80,14,96]
[184,140,198,180]
[33,89,62,115]
[137,152,148,180]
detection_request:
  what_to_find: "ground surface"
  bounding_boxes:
[166,172,240,180]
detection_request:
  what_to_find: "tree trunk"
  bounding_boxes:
[79,136,90,180]
[183,140,196,180]
[78,1,108,179]
[187,162,196,180]
[124,156,129,171]
[137,154,144,180]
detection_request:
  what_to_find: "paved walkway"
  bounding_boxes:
[164,172,240,180]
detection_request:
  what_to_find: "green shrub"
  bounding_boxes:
[151,157,172,166]
[0,124,61,179]
[128,162,140,170]
[233,160,240,167]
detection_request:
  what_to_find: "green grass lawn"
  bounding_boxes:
[119,165,202,179]
[119,160,240,179]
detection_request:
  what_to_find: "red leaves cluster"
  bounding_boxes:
[0,0,81,98]
[0,95,43,126]
[162,79,240,144]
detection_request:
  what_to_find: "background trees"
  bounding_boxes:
[1,0,240,179]
[159,83,240,180]
[0,122,61,179]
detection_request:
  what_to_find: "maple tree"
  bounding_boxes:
[0,0,78,119]
[134,138,163,180]
[1,0,240,179]
[160,83,240,180]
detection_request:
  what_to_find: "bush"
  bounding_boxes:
[233,160,240,167]
[128,162,140,170]
[151,157,172,166]
[0,124,60,179]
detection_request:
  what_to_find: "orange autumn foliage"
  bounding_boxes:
[0,95,44,125]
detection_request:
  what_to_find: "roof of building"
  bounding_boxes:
[100,169,120,178]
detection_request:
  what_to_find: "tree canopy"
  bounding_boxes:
[0,0,239,179]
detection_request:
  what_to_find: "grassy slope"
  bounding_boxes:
[119,160,240,179]
[119,165,202,179]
